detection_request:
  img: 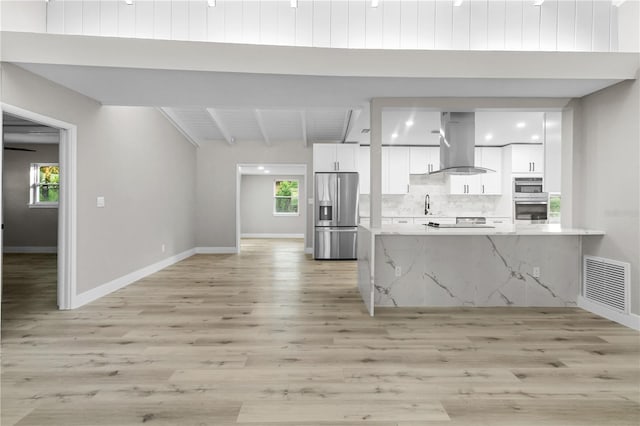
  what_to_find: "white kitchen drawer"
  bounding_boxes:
[392,218,413,225]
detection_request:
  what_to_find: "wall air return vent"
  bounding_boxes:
[583,256,630,314]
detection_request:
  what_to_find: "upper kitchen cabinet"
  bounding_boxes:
[475,112,544,147]
[313,143,359,172]
[449,147,502,195]
[358,146,410,195]
[409,147,440,174]
[510,144,544,174]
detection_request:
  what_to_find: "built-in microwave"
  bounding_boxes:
[514,200,548,223]
[513,177,544,196]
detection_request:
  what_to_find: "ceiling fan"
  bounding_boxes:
[3,146,37,152]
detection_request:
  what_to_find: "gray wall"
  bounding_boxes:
[197,141,312,250]
[2,143,58,249]
[240,174,305,236]
[575,78,640,315]
[1,63,198,295]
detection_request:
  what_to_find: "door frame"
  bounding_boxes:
[1,103,77,310]
[236,163,308,253]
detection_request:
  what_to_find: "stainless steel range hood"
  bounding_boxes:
[429,112,494,176]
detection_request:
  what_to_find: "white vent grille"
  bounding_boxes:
[583,256,630,314]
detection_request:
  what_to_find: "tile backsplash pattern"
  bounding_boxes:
[360,174,511,218]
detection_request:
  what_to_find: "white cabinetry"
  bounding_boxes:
[449,148,502,195]
[313,144,359,172]
[383,147,410,194]
[511,144,544,174]
[409,147,439,174]
[358,146,410,195]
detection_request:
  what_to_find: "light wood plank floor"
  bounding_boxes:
[2,239,639,425]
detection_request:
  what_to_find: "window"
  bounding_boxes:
[30,163,60,207]
[274,179,299,215]
[549,192,561,224]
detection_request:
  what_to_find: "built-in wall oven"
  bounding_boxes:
[513,177,548,224]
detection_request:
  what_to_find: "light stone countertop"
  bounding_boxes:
[359,223,605,236]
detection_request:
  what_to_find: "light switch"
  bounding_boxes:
[97,196,105,208]
[308,198,313,205]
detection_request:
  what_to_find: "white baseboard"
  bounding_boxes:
[3,246,58,253]
[241,233,304,239]
[578,296,640,330]
[72,248,196,309]
[304,247,313,254]
[195,247,238,254]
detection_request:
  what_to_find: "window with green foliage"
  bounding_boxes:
[274,180,299,215]
[30,163,60,207]
[549,193,561,223]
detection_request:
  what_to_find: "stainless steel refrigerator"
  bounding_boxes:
[314,172,359,260]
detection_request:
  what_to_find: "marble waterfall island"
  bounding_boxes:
[357,224,605,316]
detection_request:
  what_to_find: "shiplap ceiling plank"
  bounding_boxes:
[189,0,208,41]
[592,0,611,52]
[383,0,401,49]
[261,1,279,45]
[487,0,506,50]
[417,0,435,49]
[254,110,271,146]
[47,0,64,34]
[207,0,225,42]
[435,0,453,50]
[300,110,308,147]
[119,1,136,38]
[206,108,236,144]
[522,1,541,51]
[135,0,155,39]
[575,0,594,51]
[452,0,471,50]
[278,1,296,46]
[469,0,488,50]
[100,0,118,37]
[539,0,558,51]
[243,0,260,44]
[365,0,383,48]
[313,0,331,47]
[400,0,418,49]
[64,1,83,35]
[296,0,313,46]
[557,0,575,51]
[505,0,523,51]
[348,0,366,48]
[83,1,100,36]
[171,0,189,40]
[331,0,349,48]
[225,0,243,43]
[154,1,172,40]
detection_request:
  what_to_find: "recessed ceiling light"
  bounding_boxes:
[453,0,463,6]
[290,0,297,7]
[258,166,264,170]
[612,0,627,6]
[391,132,398,139]
[531,134,540,141]
[516,122,526,128]
[207,0,216,7]
[371,0,379,8]
[533,0,544,6]
[125,0,133,5]
[405,120,414,127]
[485,133,493,141]
[264,170,270,174]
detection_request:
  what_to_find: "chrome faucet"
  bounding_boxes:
[424,194,431,215]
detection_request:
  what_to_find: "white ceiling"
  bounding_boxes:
[239,164,307,176]
[15,62,623,148]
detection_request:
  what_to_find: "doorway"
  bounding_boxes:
[1,104,77,310]
[236,164,308,254]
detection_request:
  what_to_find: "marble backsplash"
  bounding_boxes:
[360,173,511,218]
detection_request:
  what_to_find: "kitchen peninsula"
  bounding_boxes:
[357,224,604,316]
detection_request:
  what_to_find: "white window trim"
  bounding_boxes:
[273,179,300,216]
[30,162,60,208]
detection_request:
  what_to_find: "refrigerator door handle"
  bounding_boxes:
[336,177,341,220]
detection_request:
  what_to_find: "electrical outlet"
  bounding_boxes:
[532,266,540,278]
[161,244,166,253]
[96,196,105,208]
[395,266,402,277]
